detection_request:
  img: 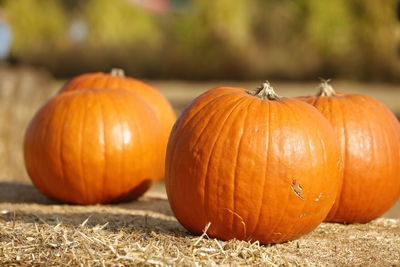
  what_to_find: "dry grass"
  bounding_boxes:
[0,67,399,265]
[0,183,399,266]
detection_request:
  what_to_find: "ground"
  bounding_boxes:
[0,182,399,266]
[0,67,399,266]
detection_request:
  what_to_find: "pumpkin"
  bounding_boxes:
[24,88,161,204]
[165,82,343,244]
[59,68,176,181]
[297,80,400,223]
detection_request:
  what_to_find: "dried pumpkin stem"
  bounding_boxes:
[317,78,337,96]
[110,68,125,78]
[248,81,284,100]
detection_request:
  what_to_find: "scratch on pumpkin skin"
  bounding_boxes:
[291,180,305,200]
[299,212,308,218]
[314,192,323,202]
[220,208,247,238]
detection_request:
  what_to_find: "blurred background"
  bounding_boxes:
[0,0,399,216]
[0,0,399,80]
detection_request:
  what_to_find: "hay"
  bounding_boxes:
[0,183,399,266]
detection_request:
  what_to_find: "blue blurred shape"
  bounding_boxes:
[0,19,11,60]
[68,18,88,44]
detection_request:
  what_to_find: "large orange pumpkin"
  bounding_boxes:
[59,68,176,181]
[297,80,400,223]
[24,88,161,204]
[165,82,343,244]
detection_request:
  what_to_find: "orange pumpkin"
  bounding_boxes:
[24,88,161,204]
[59,68,176,181]
[297,80,400,223]
[165,82,343,244]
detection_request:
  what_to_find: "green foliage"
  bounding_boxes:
[2,0,399,80]
[169,0,256,78]
[303,0,355,57]
[350,0,399,78]
[298,0,399,79]
[4,0,67,55]
[84,0,162,47]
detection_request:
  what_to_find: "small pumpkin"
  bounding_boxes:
[24,88,161,204]
[297,80,400,223]
[59,68,176,181]
[165,82,343,244]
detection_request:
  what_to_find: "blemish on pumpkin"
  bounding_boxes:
[291,180,305,200]
[219,208,247,239]
[314,192,323,202]
[299,212,308,218]
[336,157,342,169]
[271,232,283,242]
[298,185,303,190]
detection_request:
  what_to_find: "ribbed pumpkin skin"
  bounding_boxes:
[165,87,343,244]
[298,93,400,223]
[59,71,176,181]
[24,88,160,204]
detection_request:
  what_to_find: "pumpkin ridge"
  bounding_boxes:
[262,100,296,241]
[50,95,73,202]
[90,76,106,91]
[176,92,244,149]
[269,101,303,241]
[166,92,243,222]
[112,89,158,195]
[169,93,231,231]
[32,98,53,198]
[78,92,90,204]
[276,101,308,241]
[202,96,249,233]
[97,91,110,202]
[104,74,114,88]
[231,98,253,238]
[86,75,101,91]
[166,92,235,198]
[42,97,65,199]
[117,77,126,98]
[333,98,350,221]
[281,100,329,240]
[366,103,383,218]
[67,74,97,93]
[362,98,397,220]
[299,99,337,235]
[82,90,106,203]
[351,97,375,221]
[180,91,244,131]
[128,94,146,180]
[110,90,127,198]
[58,94,80,202]
[324,97,344,220]
[247,99,272,240]
[188,94,244,158]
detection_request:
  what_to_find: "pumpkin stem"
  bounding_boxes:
[248,81,284,100]
[317,78,337,96]
[110,68,125,78]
